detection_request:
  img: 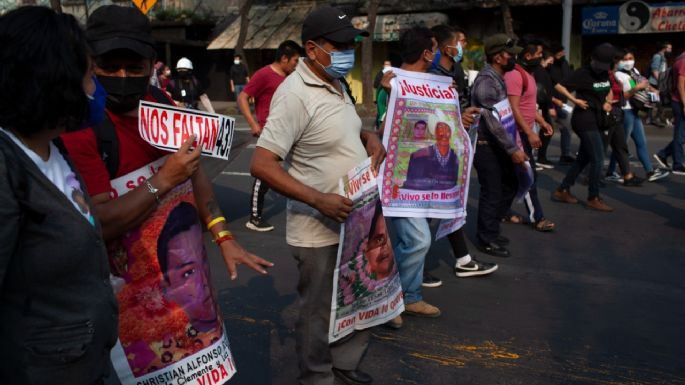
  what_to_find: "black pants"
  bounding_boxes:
[447,227,469,259]
[560,129,605,199]
[249,178,270,219]
[474,141,517,245]
[605,116,631,176]
[538,109,552,160]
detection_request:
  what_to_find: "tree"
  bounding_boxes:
[361,0,382,110]
[235,0,253,60]
[499,0,516,38]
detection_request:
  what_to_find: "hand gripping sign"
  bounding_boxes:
[138,101,235,160]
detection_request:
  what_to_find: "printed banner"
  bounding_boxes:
[330,158,404,343]
[582,2,685,35]
[492,99,534,202]
[379,68,473,219]
[138,101,235,160]
[434,109,481,241]
[108,162,236,385]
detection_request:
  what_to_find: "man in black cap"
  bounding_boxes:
[251,5,384,385]
[61,5,272,377]
[471,33,527,258]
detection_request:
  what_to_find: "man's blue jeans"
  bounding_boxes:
[657,101,685,168]
[390,217,431,305]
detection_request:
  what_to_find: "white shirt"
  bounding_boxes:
[1,127,95,225]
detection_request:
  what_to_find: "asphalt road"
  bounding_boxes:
[203,117,685,385]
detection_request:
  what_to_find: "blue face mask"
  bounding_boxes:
[314,42,355,79]
[431,49,442,69]
[448,42,464,63]
[82,76,107,128]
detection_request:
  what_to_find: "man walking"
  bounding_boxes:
[251,6,384,385]
[238,40,302,231]
[503,38,555,232]
[654,49,685,175]
[471,34,527,257]
[648,42,672,127]
[229,53,249,101]
[548,42,575,164]
[426,24,498,283]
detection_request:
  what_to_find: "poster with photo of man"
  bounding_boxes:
[379,68,473,219]
[329,158,404,343]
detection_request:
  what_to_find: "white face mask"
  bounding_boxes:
[619,60,635,71]
[234,59,241,65]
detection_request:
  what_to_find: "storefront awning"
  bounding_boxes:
[207,3,316,50]
[351,12,449,42]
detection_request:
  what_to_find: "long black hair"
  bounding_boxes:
[0,7,90,136]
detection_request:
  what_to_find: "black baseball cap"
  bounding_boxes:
[591,43,617,71]
[86,5,155,58]
[484,34,523,56]
[302,6,369,44]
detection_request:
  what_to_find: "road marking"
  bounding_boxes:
[221,171,252,176]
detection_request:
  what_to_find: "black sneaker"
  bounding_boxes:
[623,175,644,187]
[653,154,670,170]
[559,155,576,165]
[245,216,275,232]
[537,158,554,169]
[454,259,498,278]
[673,165,685,176]
[421,272,442,288]
[647,168,670,182]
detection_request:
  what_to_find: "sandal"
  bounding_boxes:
[502,214,524,224]
[534,218,555,232]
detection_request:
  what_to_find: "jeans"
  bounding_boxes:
[560,129,605,199]
[390,217,431,305]
[555,107,573,157]
[657,101,685,168]
[249,178,270,219]
[290,245,370,385]
[474,141,517,245]
[520,133,545,223]
[234,84,245,102]
[608,109,653,174]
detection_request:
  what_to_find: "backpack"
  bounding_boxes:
[93,86,174,179]
[513,64,529,96]
[621,69,654,111]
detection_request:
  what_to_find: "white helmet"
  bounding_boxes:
[176,57,193,70]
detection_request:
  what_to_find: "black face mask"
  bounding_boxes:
[520,57,541,72]
[502,56,516,72]
[97,75,150,114]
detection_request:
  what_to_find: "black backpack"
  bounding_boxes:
[93,86,173,179]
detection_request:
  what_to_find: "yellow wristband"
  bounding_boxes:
[206,216,226,230]
[214,230,232,240]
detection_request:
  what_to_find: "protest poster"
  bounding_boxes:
[329,158,404,343]
[492,99,534,202]
[108,161,236,385]
[138,101,235,160]
[379,68,473,219]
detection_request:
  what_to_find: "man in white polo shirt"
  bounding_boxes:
[250,6,385,385]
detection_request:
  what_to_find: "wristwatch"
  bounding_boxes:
[145,180,160,204]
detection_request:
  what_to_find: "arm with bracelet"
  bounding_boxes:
[191,167,273,280]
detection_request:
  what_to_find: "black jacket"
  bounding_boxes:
[0,131,118,385]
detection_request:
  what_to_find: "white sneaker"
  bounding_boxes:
[647,168,670,182]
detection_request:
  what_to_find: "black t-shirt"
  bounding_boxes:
[561,65,610,131]
[167,75,205,109]
[549,58,571,103]
[230,63,248,85]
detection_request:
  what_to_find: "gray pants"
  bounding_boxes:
[290,245,370,385]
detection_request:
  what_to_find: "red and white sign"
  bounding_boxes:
[138,101,235,160]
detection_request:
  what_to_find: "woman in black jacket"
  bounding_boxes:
[0,7,118,385]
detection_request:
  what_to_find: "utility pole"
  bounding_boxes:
[562,0,572,57]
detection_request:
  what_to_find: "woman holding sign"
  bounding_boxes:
[0,7,118,384]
